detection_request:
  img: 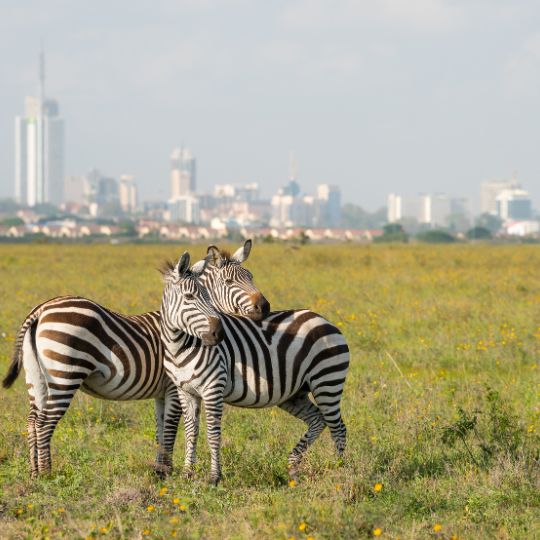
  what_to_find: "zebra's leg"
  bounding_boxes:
[35,388,81,475]
[311,387,347,459]
[203,395,224,486]
[27,405,39,478]
[159,383,183,477]
[177,389,201,480]
[153,397,168,477]
[23,331,47,478]
[279,393,326,480]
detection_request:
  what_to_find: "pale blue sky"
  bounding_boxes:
[0,0,539,211]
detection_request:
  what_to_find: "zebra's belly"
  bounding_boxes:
[223,376,304,408]
[81,371,166,401]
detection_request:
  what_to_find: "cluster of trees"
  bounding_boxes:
[375,223,497,244]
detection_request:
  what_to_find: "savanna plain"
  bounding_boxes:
[0,243,538,540]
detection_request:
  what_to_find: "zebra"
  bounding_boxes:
[161,250,350,485]
[2,243,267,478]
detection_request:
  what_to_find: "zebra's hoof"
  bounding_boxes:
[287,465,300,482]
[153,463,172,479]
[208,475,221,486]
[184,469,195,481]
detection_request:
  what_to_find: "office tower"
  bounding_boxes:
[14,50,64,206]
[420,194,452,226]
[96,176,119,206]
[480,179,519,215]
[168,196,200,224]
[316,184,341,227]
[170,147,196,198]
[64,176,90,205]
[496,188,532,220]
[119,175,138,213]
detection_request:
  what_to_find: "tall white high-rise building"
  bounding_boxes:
[14,51,64,207]
[170,147,196,198]
[119,175,138,214]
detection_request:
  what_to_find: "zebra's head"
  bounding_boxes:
[196,239,270,321]
[160,252,224,346]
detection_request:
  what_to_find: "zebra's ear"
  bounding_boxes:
[190,257,209,278]
[231,239,252,263]
[206,245,223,267]
[177,252,191,277]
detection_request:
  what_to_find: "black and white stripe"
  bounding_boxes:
[162,252,350,485]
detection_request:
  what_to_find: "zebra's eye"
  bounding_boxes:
[225,279,233,286]
[184,293,195,301]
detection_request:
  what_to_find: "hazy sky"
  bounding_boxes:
[1,0,539,211]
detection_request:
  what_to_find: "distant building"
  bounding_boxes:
[170,147,196,198]
[271,182,341,228]
[14,51,64,206]
[64,176,90,206]
[387,194,422,223]
[481,179,519,215]
[504,220,540,237]
[119,175,138,214]
[496,188,532,220]
[316,184,341,228]
[420,194,451,226]
[388,192,470,229]
[168,195,200,224]
[96,176,119,207]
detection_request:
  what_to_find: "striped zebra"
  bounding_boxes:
[2,243,265,478]
[161,251,350,485]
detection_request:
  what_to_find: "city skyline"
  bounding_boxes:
[1,2,540,211]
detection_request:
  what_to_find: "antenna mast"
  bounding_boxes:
[39,42,45,104]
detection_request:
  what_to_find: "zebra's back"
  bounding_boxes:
[30,296,166,401]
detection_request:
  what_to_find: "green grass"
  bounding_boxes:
[0,243,538,539]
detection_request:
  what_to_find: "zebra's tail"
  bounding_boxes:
[3,302,48,389]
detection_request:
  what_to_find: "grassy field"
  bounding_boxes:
[0,243,538,540]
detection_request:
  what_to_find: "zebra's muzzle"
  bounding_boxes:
[246,294,270,321]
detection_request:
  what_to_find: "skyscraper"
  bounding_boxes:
[14,50,64,206]
[119,175,138,214]
[170,147,196,198]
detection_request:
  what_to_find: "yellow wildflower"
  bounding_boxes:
[179,504,187,512]
[373,527,382,536]
[159,487,168,496]
[373,482,383,492]
[433,523,442,533]
[172,497,181,504]
[299,522,307,531]
[146,505,155,512]
[289,479,297,488]
[169,517,179,525]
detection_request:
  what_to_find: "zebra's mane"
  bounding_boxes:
[158,260,196,278]
[218,250,232,261]
[158,260,176,276]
